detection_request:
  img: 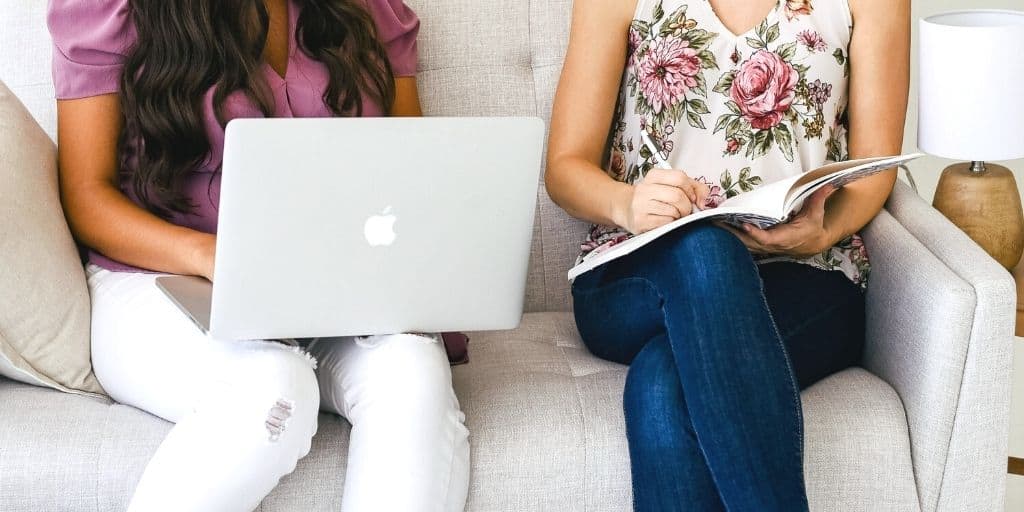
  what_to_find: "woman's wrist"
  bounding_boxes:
[819,214,849,252]
[184,231,216,280]
[607,181,634,231]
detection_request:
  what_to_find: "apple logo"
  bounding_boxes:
[364,206,397,247]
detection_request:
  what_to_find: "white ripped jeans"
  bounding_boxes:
[86,264,470,512]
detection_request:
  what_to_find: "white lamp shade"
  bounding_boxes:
[918,10,1024,162]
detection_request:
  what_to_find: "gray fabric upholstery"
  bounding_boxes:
[0,2,55,141]
[1,0,1014,511]
[862,181,1016,512]
[0,313,920,512]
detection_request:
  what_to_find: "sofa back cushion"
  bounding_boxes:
[0,79,104,396]
[1,2,56,141]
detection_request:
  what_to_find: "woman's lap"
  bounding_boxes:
[87,264,320,423]
[572,225,865,390]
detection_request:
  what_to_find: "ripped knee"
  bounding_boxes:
[265,398,295,442]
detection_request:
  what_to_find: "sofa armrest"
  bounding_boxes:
[860,181,1015,512]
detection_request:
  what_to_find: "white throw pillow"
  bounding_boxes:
[0,79,104,397]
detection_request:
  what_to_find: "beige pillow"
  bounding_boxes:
[0,79,104,397]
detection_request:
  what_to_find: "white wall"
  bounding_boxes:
[907,0,1024,201]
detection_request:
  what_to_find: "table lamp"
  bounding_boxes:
[919,9,1024,269]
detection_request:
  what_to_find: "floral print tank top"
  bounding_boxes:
[578,0,871,286]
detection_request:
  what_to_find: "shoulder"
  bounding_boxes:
[579,0,639,23]
[362,0,419,41]
[47,0,135,58]
[47,0,136,99]
[847,0,909,25]
[361,0,420,76]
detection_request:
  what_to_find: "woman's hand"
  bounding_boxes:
[720,186,841,259]
[616,169,710,235]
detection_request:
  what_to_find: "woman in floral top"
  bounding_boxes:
[547,0,908,510]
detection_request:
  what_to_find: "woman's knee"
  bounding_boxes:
[647,224,759,298]
[328,334,462,423]
[623,337,688,431]
[220,344,321,446]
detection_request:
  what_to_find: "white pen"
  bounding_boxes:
[640,129,702,212]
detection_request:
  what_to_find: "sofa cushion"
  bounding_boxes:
[0,312,919,511]
[0,380,351,512]
[455,312,919,511]
[0,2,56,140]
[0,79,102,396]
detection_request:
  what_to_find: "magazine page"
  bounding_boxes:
[567,153,923,281]
[783,154,923,213]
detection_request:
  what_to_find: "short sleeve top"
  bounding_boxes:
[578,0,871,286]
[47,0,420,272]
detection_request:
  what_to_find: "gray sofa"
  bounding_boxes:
[0,1,1015,511]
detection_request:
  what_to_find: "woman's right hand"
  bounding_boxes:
[615,169,710,235]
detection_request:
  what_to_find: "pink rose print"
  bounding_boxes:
[797,29,827,52]
[609,150,626,179]
[729,50,799,130]
[581,225,632,253]
[694,176,725,208]
[784,0,814,21]
[850,235,868,261]
[637,36,701,114]
[628,27,644,57]
[724,137,741,155]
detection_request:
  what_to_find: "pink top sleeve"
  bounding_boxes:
[47,0,136,100]
[365,0,421,77]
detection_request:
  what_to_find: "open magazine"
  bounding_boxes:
[568,153,923,281]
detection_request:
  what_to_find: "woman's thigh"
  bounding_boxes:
[87,265,314,423]
[758,262,866,389]
[572,224,756,364]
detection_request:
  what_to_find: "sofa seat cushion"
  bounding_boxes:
[0,313,918,511]
[453,312,921,512]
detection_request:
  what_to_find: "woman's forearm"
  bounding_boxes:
[57,95,215,278]
[63,181,214,277]
[822,168,898,244]
[546,156,632,229]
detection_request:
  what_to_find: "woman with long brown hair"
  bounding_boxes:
[47,1,469,510]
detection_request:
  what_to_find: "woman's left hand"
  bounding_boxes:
[718,186,841,259]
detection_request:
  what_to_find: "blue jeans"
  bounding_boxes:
[572,224,865,512]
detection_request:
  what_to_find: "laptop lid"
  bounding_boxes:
[209,117,543,340]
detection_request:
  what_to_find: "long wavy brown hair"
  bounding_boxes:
[120,0,397,216]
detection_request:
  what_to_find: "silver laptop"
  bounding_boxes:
[156,117,543,340]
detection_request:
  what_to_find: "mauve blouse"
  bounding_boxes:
[47,0,420,272]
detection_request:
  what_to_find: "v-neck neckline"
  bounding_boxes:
[264,0,297,82]
[701,0,781,39]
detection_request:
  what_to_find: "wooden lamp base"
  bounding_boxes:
[1013,256,1024,336]
[932,162,1024,269]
